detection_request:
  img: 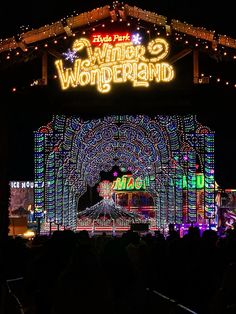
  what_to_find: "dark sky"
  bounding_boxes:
[1,0,236,38]
[0,1,236,188]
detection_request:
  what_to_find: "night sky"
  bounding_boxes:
[0,0,236,188]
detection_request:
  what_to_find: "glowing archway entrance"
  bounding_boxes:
[34,115,215,231]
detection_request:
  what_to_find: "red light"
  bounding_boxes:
[91,33,131,46]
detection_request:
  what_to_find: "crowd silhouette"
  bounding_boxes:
[1,225,236,314]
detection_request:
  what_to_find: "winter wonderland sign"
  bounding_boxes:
[55,33,174,93]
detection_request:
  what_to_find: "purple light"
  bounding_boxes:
[113,171,118,177]
[62,49,78,63]
[132,33,142,45]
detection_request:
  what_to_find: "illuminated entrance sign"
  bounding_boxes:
[113,173,205,191]
[176,173,205,189]
[55,35,174,93]
[112,175,150,191]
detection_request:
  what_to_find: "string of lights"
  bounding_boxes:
[2,13,235,92]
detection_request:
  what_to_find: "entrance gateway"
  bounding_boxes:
[34,115,215,232]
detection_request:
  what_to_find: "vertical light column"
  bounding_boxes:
[160,182,167,228]
[63,181,70,228]
[70,189,77,230]
[56,166,63,225]
[175,167,183,224]
[153,195,160,229]
[187,152,197,223]
[204,133,215,219]
[45,153,56,222]
[167,178,175,223]
[34,132,45,212]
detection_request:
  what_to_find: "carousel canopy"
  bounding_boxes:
[78,198,142,220]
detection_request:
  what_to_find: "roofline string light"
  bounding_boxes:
[1,4,236,91]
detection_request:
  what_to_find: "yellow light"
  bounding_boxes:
[23,230,35,239]
[55,37,174,93]
[217,78,220,82]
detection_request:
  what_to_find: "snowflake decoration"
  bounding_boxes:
[132,33,142,45]
[97,180,113,199]
[62,49,78,62]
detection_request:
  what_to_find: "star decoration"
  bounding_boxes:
[62,49,78,62]
[132,33,142,45]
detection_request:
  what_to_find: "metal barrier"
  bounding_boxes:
[0,277,25,314]
[146,288,198,314]
[1,278,198,314]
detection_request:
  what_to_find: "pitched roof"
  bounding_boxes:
[0,3,235,54]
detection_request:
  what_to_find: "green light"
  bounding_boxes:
[113,175,149,191]
[176,173,205,189]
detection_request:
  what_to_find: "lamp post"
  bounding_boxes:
[35,206,43,235]
[37,217,41,235]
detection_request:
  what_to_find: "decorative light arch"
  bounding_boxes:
[34,115,215,230]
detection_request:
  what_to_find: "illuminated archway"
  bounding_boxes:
[34,115,215,230]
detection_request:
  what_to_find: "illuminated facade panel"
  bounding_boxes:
[34,115,215,231]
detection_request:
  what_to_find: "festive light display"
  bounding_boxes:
[112,174,150,191]
[55,36,174,93]
[78,197,141,220]
[34,115,215,230]
[1,3,236,92]
[97,180,113,199]
[62,48,78,62]
[132,33,142,45]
